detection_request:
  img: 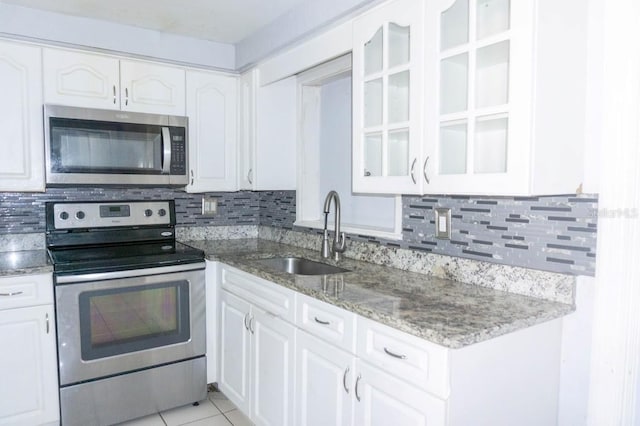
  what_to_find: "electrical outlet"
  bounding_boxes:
[435,208,451,239]
[202,197,218,216]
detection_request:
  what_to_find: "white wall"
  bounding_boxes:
[0,3,235,70]
[318,77,396,229]
[236,0,381,69]
[558,276,596,425]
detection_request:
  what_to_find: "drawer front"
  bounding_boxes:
[356,316,449,398]
[296,293,356,353]
[221,265,295,323]
[0,273,53,311]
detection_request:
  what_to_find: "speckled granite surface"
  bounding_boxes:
[0,250,52,276]
[258,226,576,304]
[184,238,574,349]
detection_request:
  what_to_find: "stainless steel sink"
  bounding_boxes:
[256,257,349,276]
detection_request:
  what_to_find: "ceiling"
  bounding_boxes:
[0,0,309,44]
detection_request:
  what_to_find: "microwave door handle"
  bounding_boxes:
[161,127,172,174]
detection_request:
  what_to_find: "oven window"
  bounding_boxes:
[79,281,190,360]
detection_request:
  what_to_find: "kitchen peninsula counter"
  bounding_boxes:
[185,238,574,349]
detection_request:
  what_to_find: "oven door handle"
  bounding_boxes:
[56,262,205,284]
[161,127,172,175]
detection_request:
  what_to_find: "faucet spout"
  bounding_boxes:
[321,190,347,261]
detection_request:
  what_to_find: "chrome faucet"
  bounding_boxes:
[321,190,347,261]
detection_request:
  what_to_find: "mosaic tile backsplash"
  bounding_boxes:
[0,188,596,275]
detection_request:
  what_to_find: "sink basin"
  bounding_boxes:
[256,257,349,276]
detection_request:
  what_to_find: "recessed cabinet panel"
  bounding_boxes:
[474,116,508,173]
[43,48,120,110]
[475,41,510,108]
[440,122,467,174]
[364,28,384,75]
[364,78,383,127]
[388,130,409,176]
[440,0,469,50]
[389,23,410,67]
[476,0,510,40]
[186,70,237,193]
[364,133,383,177]
[120,61,186,115]
[440,53,468,114]
[388,71,410,123]
[0,41,44,192]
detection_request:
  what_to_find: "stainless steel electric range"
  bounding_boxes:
[46,200,206,426]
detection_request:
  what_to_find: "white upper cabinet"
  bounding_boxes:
[0,41,44,192]
[237,69,257,190]
[185,70,237,192]
[423,0,586,195]
[43,48,186,115]
[120,60,185,115]
[352,0,425,194]
[43,49,120,110]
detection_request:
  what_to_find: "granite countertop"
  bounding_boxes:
[184,238,574,349]
[0,250,52,277]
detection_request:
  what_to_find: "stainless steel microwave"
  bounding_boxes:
[44,105,188,186]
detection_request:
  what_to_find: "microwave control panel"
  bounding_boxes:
[170,127,187,175]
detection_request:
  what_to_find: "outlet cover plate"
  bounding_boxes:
[202,197,218,216]
[435,208,451,240]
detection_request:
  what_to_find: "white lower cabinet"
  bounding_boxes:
[354,360,446,426]
[251,307,295,426]
[217,264,563,426]
[295,330,355,426]
[0,273,58,426]
[218,265,296,426]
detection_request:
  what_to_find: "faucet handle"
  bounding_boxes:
[334,232,347,253]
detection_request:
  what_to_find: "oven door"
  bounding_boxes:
[55,263,205,386]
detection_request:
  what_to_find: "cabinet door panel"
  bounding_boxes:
[0,41,44,192]
[252,307,295,426]
[120,60,185,115]
[352,0,425,194]
[186,70,237,192]
[354,361,446,426]
[219,290,251,415]
[43,48,120,110]
[295,330,354,426]
[0,305,59,426]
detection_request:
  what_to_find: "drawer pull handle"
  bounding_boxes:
[355,374,362,402]
[46,313,50,334]
[0,291,23,297]
[248,316,255,334]
[384,347,407,359]
[243,313,249,331]
[314,316,330,325]
[410,158,417,184]
[343,367,350,394]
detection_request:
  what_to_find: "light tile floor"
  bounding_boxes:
[117,389,253,426]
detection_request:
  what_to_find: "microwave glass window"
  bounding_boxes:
[79,281,190,360]
[49,118,163,174]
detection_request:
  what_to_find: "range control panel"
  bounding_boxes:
[51,201,173,230]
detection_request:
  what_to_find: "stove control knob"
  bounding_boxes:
[75,211,85,220]
[59,211,69,220]
[158,208,167,217]
[144,209,153,217]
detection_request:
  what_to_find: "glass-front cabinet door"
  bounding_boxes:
[353,0,425,194]
[424,0,535,194]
